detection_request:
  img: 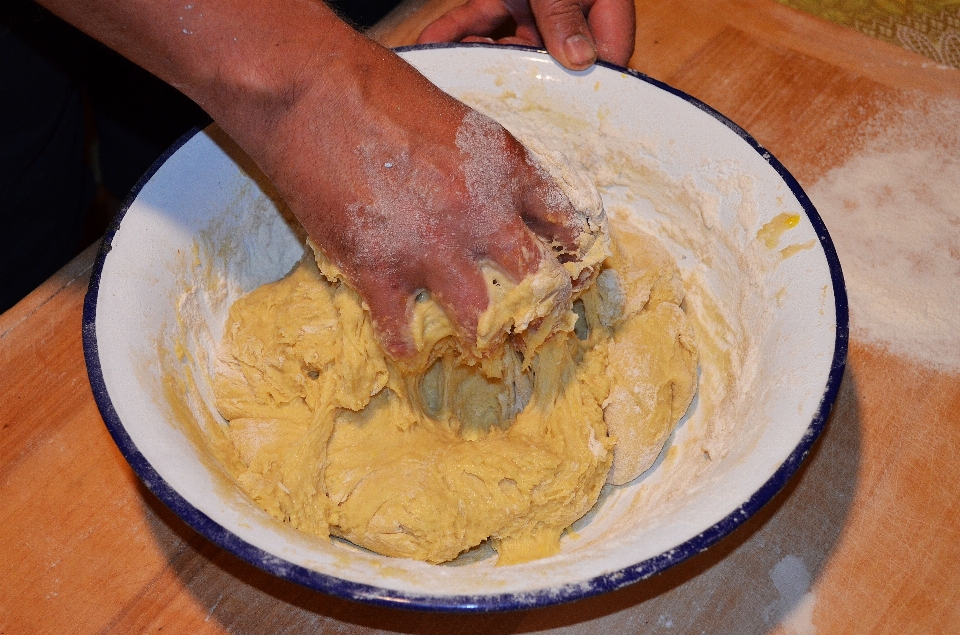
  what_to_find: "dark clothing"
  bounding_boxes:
[1,21,92,312]
[1,1,208,312]
[332,0,403,30]
[0,0,400,313]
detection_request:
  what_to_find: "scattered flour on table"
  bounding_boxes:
[809,97,960,373]
[763,554,816,634]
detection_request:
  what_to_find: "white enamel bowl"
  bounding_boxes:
[83,44,847,611]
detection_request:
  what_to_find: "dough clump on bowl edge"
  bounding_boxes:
[211,143,698,565]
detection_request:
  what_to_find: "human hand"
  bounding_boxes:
[417,0,635,70]
[247,34,585,358]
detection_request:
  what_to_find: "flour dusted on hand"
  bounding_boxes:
[211,142,698,565]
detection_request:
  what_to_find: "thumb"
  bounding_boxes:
[530,0,597,70]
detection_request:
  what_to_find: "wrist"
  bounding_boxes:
[191,2,367,152]
[224,31,468,231]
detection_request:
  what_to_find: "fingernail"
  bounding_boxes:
[564,34,597,68]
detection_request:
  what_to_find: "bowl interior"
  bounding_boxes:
[86,45,845,611]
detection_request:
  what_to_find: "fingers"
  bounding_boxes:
[418,0,635,70]
[361,233,540,359]
[482,215,543,282]
[417,0,510,45]
[352,268,418,359]
[529,0,597,70]
[424,252,491,344]
[462,32,544,48]
[522,200,580,259]
[510,7,545,46]
[519,159,582,256]
[586,0,635,66]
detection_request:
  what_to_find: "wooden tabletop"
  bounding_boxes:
[2,0,959,632]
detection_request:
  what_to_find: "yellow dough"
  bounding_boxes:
[598,222,700,486]
[210,141,696,564]
[211,212,697,565]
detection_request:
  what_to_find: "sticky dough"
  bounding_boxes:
[212,144,698,565]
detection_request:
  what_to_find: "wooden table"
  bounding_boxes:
[3,0,959,632]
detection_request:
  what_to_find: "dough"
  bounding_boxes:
[597,223,699,485]
[211,150,698,565]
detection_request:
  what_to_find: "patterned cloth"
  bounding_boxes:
[777,0,960,67]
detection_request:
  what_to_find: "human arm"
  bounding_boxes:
[35,0,584,356]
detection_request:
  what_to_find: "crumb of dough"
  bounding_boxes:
[211,149,697,565]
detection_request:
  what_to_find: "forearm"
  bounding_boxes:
[34,0,372,150]
[34,0,459,228]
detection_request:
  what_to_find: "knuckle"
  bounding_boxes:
[534,0,586,27]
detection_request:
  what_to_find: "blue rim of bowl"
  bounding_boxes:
[82,43,849,613]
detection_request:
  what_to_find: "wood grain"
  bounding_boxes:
[2,1,959,633]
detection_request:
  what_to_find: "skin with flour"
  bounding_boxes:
[34,0,634,359]
[211,148,698,565]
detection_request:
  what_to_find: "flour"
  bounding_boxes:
[809,96,960,373]
[762,554,817,634]
[455,110,516,235]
